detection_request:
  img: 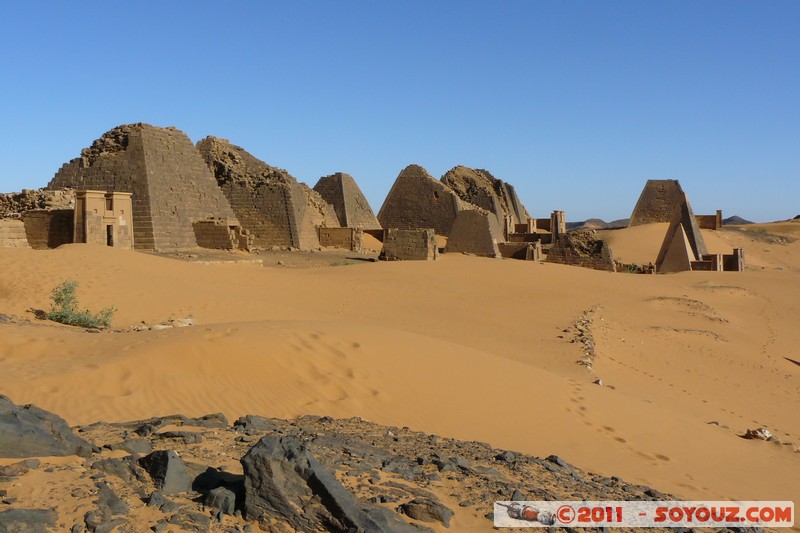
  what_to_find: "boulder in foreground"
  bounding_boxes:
[0,394,96,458]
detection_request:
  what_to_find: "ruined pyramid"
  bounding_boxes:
[441,166,530,226]
[629,179,685,226]
[196,137,339,250]
[47,124,238,251]
[313,173,381,230]
[656,224,696,273]
[377,165,470,236]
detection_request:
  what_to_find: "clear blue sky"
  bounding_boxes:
[1,2,797,222]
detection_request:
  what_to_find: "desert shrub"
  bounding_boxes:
[45,280,116,329]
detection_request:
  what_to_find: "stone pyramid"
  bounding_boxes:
[313,173,381,229]
[629,179,685,226]
[196,136,339,250]
[441,166,530,225]
[377,164,469,236]
[656,193,709,270]
[47,124,238,251]
[656,224,696,273]
[445,209,503,257]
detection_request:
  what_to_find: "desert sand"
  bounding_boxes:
[1,222,799,530]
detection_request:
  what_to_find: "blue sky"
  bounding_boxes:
[1,2,797,222]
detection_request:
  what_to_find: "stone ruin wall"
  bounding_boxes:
[318,227,364,251]
[381,228,438,261]
[378,165,467,237]
[0,219,30,248]
[22,209,74,250]
[48,124,238,251]
[546,231,616,272]
[629,179,685,226]
[445,209,502,257]
[197,137,338,250]
[314,173,381,230]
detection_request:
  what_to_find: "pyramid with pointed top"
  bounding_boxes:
[656,193,708,271]
[314,172,381,230]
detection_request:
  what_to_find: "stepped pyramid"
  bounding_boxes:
[656,193,709,271]
[47,124,238,251]
[441,166,530,225]
[378,165,470,236]
[629,179,685,226]
[196,137,339,250]
[313,173,381,229]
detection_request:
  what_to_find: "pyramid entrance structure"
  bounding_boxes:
[313,172,381,230]
[196,137,339,250]
[655,193,744,273]
[47,124,239,251]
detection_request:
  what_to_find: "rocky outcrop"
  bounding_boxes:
[197,136,339,250]
[0,395,96,458]
[0,408,682,532]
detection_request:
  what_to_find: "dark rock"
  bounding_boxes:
[204,486,236,520]
[241,435,419,532]
[233,415,276,434]
[167,509,211,532]
[146,491,181,513]
[0,459,40,477]
[92,456,149,485]
[155,431,204,445]
[495,450,516,463]
[95,482,129,516]
[397,498,454,527]
[83,509,125,533]
[107,438,152,455]
[459,500,474,507]
[191,466,242,493]
[138,451,192,495]
[545,455,570,469]
[0,509,58,533]
[511,488,525,501]
[0,394,96,458]
[70,524,84,533]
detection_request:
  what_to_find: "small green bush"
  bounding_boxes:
[45,280,116,329]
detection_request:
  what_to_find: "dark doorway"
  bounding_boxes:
[106,225,114,247]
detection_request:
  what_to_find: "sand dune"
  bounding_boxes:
[1,234,799,521]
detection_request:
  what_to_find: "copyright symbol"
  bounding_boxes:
[557,505,575,524]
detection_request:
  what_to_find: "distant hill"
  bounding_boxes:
[723,215,754,225]
[794,214,800,220]
[566,218,629,231]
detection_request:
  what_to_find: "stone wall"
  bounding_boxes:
[497,242,541,261]
[48,124,238,251]
[0,189,75,218]
[0,219,30,248]
[197,137,338,250]
[318,227,364,251]
[546,231,616,272]
[381,228,438,261]
[441,166,530,225]
[445,209,502,257]
[314,173,381,229]
[192,218,252,251]
[22,209,73,250]
[629,179,685,226]
[696,210,722,230]
[378,165,467,237]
